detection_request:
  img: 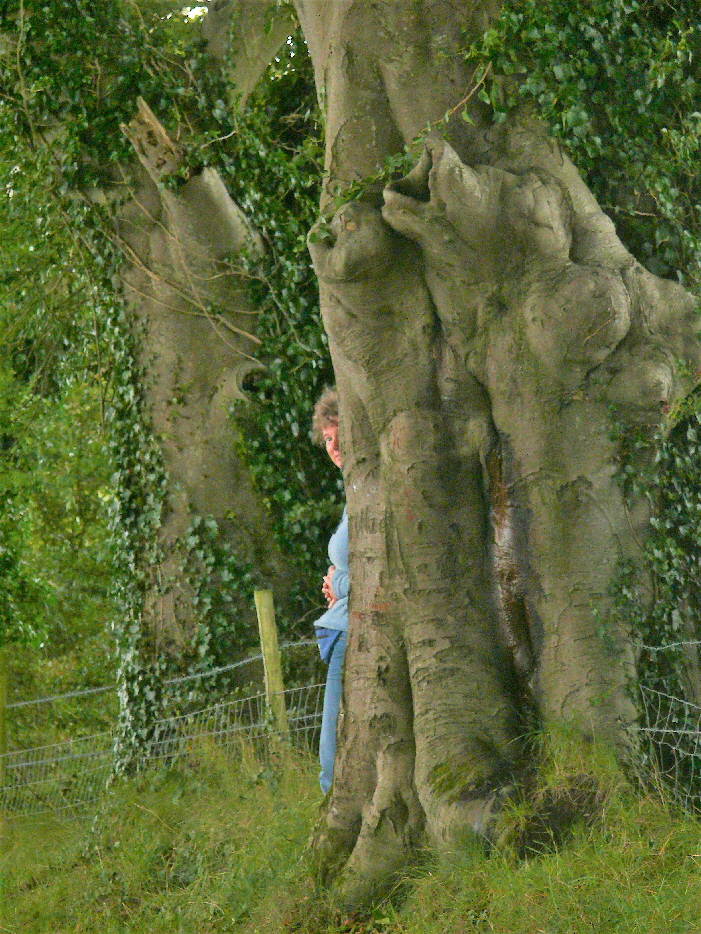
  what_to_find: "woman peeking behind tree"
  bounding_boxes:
[311,386,348,794]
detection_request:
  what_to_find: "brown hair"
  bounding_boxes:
[311,385,338,446]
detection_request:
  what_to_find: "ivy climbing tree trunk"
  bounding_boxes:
[286,0,701,907]
[2,0,307,764]
[118,97,294,659]
[104,4,301,761]
[107,2,305,688]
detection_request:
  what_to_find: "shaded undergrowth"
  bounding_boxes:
[2,740,701,934]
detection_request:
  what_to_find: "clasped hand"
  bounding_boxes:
[322,565,337,607]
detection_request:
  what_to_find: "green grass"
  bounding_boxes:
[395,797,701,934]
[2,741,701,934]
[0,742,320,934]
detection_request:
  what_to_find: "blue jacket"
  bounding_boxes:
[314,507,348,632]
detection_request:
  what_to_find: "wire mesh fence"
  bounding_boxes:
[4,641,701,818]
[0,732,114,815]
[146,682,325,764]
[638,683,701,812]
[635,638,701,812]
[0,681,324,816]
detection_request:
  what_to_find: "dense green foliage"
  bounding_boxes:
[617,398,701,796]
[3,0,336,611]
[0,132,114,650]
[207,35,340,626]
[0,104,118,740]
[468,0,701,289]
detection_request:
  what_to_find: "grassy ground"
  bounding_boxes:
[1,740,701,934]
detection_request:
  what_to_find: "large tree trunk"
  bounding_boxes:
[118,98,293,658]
[104,5,300,759]
[111,5,298,669]
[294,0,701,906]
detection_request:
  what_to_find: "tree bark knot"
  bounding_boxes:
[308,126,700,905]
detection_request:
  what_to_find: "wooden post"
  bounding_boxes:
[253,590,288,735]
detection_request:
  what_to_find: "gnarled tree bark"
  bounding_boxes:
[293,0,701,906]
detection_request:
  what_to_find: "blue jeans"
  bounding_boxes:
[319,628,347,795]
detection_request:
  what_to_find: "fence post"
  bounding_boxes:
[253,590,288,735]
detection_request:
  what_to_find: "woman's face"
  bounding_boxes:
[322,422,342,469]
